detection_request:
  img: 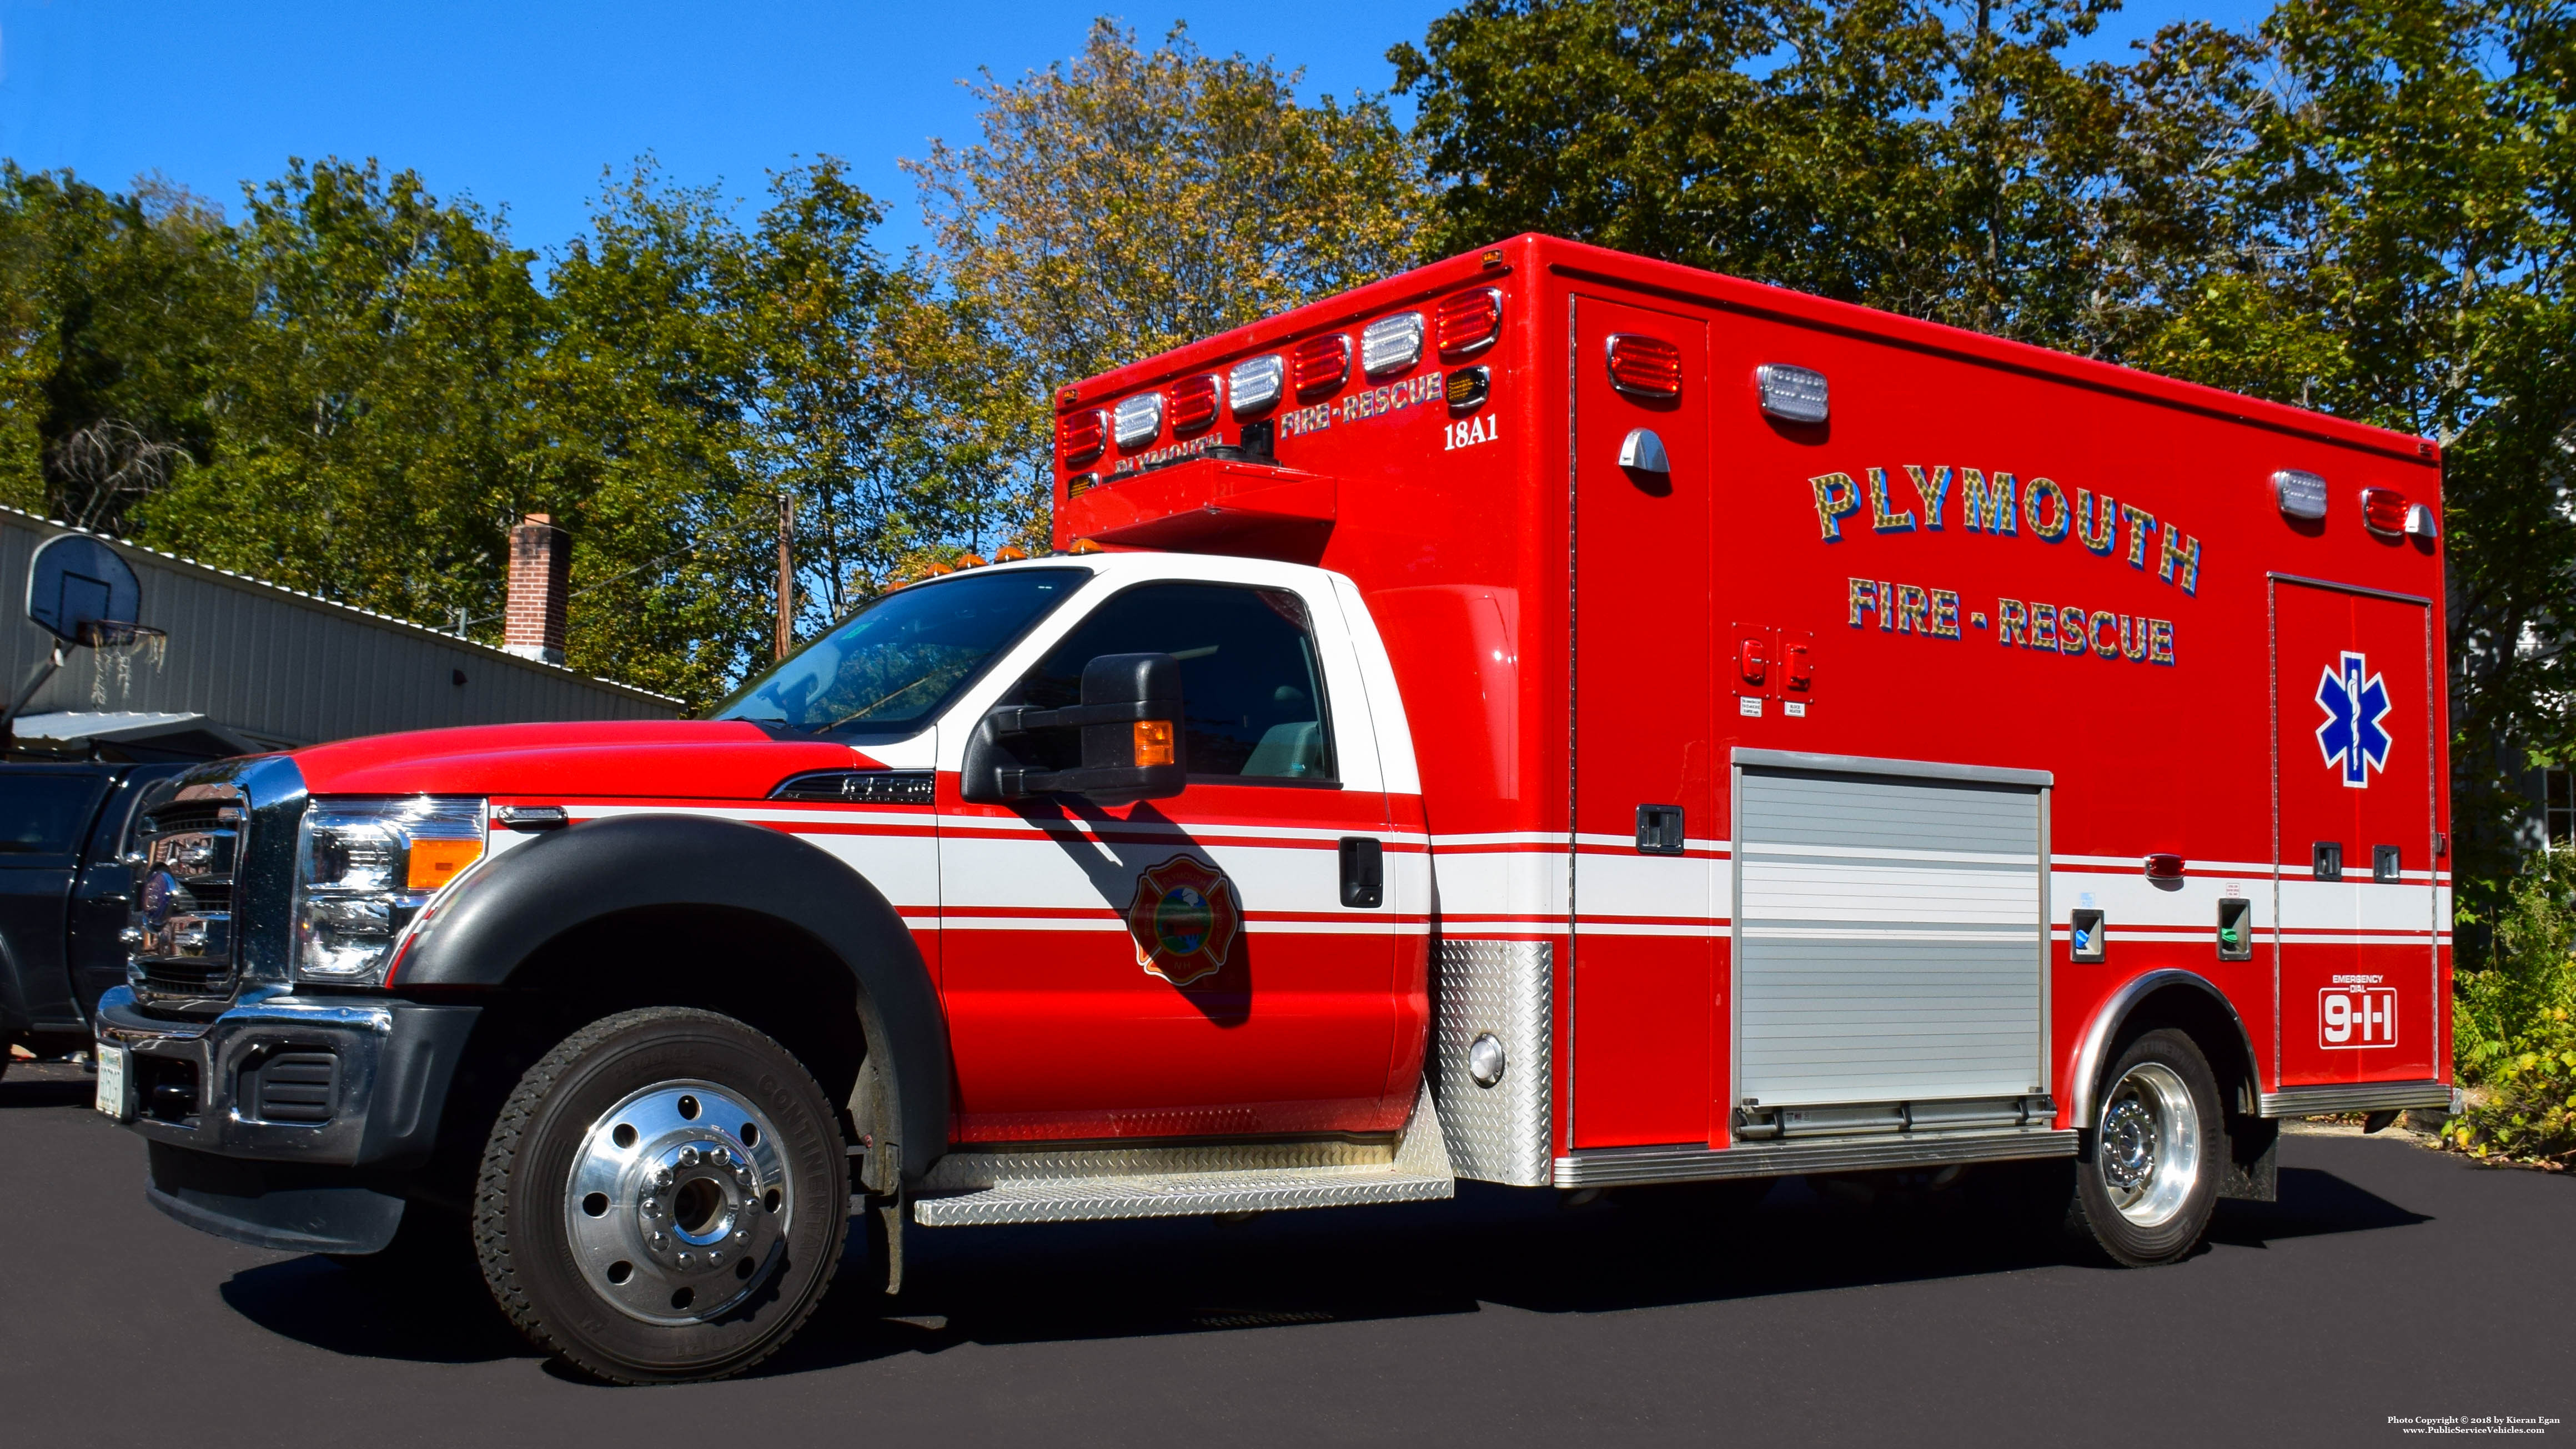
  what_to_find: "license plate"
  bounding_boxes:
[94,1042,132,1121]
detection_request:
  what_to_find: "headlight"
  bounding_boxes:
[293,797,486,985]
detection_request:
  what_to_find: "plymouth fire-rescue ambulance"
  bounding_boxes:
[99,234,2454,1382]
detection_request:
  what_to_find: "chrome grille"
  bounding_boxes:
[130,785,245,1005]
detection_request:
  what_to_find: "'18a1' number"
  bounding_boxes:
[1445,416,1498,451]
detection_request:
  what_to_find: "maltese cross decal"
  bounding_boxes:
[2315,650,2392,788]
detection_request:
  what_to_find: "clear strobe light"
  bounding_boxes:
[1360,312,1425,378]
[2272,469,2329,520]
[1229,354,1284,417]
[1112,392,1164,451]
[1754,363,1828,423]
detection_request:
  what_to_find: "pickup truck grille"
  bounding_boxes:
[130,789,245,1005]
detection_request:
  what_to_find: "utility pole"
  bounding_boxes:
[775,490,795,661]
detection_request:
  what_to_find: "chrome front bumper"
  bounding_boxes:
[94,984,479,1168]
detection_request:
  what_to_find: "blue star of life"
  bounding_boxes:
[2315,650,2392,788]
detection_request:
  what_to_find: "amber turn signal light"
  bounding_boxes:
[1134,719,1176,768]
[407,836,485,890]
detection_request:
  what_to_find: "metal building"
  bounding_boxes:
[2,507,678,758]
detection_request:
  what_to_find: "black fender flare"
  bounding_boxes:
[399,813,948,1176]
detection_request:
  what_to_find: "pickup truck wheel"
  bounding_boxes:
[474,1006,849,1384]
[2070,1027,2221,1267]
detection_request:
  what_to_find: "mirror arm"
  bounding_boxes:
[983,700,1163,736]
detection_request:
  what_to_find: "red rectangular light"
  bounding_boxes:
[1169,374,1221,437]
[2361,487,2409,536]
[1292,334,1350,395]
[1435,287,1502,356]
[1606,334,1683,399]
[1057,408,1107,468]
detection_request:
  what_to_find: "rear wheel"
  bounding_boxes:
[474,1006,850,1383]
[2070,1027,2221,1266]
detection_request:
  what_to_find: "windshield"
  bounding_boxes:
[712,568,1088,736]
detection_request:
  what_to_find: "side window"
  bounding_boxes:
[1012,583,1334,782]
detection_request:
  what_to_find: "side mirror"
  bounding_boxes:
[959,653,1186,804]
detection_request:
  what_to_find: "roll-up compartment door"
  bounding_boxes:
[1735,767,2048,1110]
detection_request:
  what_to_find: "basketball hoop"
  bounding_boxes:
[76,619,168,653]
[76,619,168,706]
[4,534,160,749]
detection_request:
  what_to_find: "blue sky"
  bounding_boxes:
[2,0,2268,260]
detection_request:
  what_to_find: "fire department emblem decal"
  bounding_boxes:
[2315,650,2393,788]
[1125,854,1242,987]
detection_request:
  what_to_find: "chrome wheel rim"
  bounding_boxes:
[564,1080,793,1325]
[2096,1061,2201,1228]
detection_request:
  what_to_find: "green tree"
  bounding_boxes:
[1390,0,2271,356]
[128,159,555,638]
[0,166,237,531]
[2138,0,2575,923]
[539,159,769,706]
[908,18,1431,539]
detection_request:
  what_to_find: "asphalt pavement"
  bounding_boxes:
[4,1060,2567,1448]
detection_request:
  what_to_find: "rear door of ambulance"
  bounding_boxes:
[2271,578,2442,1086]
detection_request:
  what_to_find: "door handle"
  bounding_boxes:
[1339,836,1383,908]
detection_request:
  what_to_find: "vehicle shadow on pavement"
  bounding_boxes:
[220,1251,533,1365]
[2203,1166,2432,1248]
[202,1164,2432,1377]
[745,1164,2433,1378]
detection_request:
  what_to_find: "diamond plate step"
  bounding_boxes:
[913,1085,1454,1227]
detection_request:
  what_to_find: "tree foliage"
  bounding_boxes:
[0,157,993,710]
[1392,0,2273,355]
[1398,0,2576,931]
[910,19,1430,504]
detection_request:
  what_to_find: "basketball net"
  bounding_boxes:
[77,620,169,707]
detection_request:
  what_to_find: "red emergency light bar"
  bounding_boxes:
[1293,334,1352,395]
[1057,408,1107,468]
[1435,288,1503,356]
[1607,334,1684,399]
[1169,374,1221,437]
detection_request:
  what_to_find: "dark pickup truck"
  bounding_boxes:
[1,762,186,1074]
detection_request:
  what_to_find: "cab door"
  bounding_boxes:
[937,578,1410,1142]
[1569,298,1719,1148]
[2271,578,2439,1086]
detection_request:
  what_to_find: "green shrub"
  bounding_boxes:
[2448,851,2576,1167]
[2444,1019,2576,1170]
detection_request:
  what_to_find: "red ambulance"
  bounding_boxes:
[99,234,2453,1382]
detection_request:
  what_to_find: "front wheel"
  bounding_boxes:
[2071,1027,2222,1267]
[474,1007,851,1383]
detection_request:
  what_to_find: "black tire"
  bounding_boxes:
[2069,1026,2222,1267]
[474,1006,850,1383]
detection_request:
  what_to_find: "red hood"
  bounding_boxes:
[290,720,880,799]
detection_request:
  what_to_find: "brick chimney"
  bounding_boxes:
[503,514,569,666]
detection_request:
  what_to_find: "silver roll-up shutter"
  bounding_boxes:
[1736,765,2046,1109]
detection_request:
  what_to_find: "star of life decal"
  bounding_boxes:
[2315,650,2392,788]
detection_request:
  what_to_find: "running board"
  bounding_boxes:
[1555,1127,2077,1188]
[2257,1080,2455,1118]
[911,1085,1455,1227]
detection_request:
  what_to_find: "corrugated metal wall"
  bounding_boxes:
[2,510,680,747]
